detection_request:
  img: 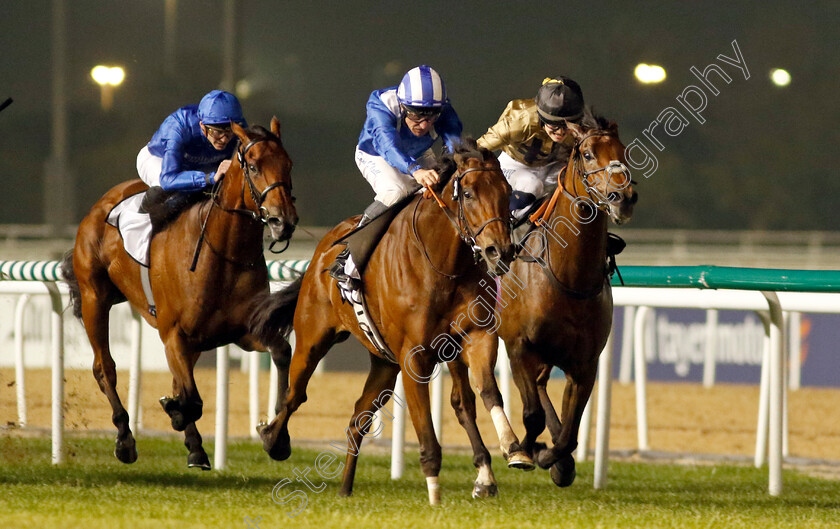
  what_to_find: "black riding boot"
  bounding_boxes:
[329,201,388,283]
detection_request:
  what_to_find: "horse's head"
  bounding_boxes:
[230,117,298,243]
[565,116,638,225]
[438,142,514,276]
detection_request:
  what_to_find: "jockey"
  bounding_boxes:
[137,89,247,202]
[330,65,463,283]
[111,90,247,269]
[477,76,584,218]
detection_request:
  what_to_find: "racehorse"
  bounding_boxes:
[497,111,637,487]
[61,118,298,469]
[252,141,533,504]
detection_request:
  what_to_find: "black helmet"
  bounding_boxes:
[535,76,584,124]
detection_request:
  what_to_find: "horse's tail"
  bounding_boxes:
[250,275,302,347]
[59,249,83,321]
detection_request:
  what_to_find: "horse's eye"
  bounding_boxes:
[583,152,593,161]
[249,164,258,173]
[463,190,473,200]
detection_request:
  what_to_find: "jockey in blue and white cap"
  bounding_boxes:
[137,89,247,192]
[330,65,463,283]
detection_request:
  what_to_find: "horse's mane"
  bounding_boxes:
[432,137,497,189]
[579,106,615,132]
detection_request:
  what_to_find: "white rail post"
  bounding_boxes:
[593,331,614,489]
[787,312,801,390]
[14,294,31,427]
[761,291,784,496]
[633,306,651,451]
[215,345,230,470]
[703,309,719,387]
[249,350,260,439]
[618,306,635,384]
[390,373,406,480]
[127,310,142,434]
[46,282,64,465]
[755,311,770,468]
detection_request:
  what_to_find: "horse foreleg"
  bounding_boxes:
[82,292,136,464]
[462,333,534,471]
[339,354,400,497]
[447,358,497,499]
[268,339,292,416]
[400,357,443,506]
[536,366,597,487]
[183,422,210,470]
[160,339,203,432]
[508,344,547,458]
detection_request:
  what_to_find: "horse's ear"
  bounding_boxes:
[566,121,586,141]
[607,120,619,135]
[231,121,249,144]
[270,116,282,139]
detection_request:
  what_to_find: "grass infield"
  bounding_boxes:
[0,435,838,528]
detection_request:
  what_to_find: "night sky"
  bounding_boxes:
[1,1,838,229]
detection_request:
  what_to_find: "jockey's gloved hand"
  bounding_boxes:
[509,191,536,212]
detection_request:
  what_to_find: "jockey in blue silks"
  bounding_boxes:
[330,65,463,283]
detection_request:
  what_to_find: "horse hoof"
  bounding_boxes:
[472,482,498,498]
[549,455,576,488]
[267,442,292,461]
[506,451,535,471]
[188,451,212,471]
[114,437,137,464]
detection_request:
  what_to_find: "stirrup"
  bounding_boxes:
[328,247,350,281]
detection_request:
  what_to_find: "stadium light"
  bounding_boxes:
[90,65,125,110]
[770,68,791,87]
[635,63,667,84]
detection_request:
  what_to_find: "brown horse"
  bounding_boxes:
[61,118,298,469]
[497,112,637,487]
[252,142,533,504]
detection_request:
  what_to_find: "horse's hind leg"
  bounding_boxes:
[268,339,292,415]
[183,422,210,470]
[339,354,400,497]
[447,358,497,498]
[80,287,136,463]
[259,322,337,461]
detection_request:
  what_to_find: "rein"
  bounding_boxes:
[413,165,509,277]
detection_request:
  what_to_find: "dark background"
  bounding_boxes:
[1,1,838,230]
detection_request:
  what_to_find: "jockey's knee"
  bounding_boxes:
[375,188,413,207]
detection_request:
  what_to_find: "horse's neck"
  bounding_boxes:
[411,196,472,278]
[541,186,608,287]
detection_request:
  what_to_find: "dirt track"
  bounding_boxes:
[2,368,839,462]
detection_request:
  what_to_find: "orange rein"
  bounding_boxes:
[528,165,568,226]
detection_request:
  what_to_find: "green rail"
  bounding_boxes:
[611,265,840,292]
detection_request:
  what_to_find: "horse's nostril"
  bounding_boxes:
[630,191,639,205]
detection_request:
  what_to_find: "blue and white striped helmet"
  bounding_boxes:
[397,65,447,109]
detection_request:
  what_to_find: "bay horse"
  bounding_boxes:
[497,112,637,487]
[61,118,297,469]
[252,142,533,504]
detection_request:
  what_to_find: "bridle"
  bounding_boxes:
[190,135,294,270]
[414,163,509,276]
[561,130,634,212]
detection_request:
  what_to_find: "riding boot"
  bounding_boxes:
[509,191,537,223]
[329,200,389,283]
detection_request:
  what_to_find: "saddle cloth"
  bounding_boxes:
[106,192,152,267]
